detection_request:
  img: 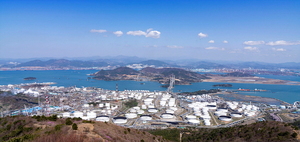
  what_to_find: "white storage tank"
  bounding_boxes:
[144,98,153,102]
[160,101,166,106]
[188,119,200,124]
[186,115,197,120]
[125,113,137,119]
[141,105,147,109]
[204,119,211,125]
[130,109,137,113]
[206,105,217,110]
[228,104,237,109]
[245,111,256,116]
[201,114,211,119]
[62,112,70,118]
[96,115,110,122]
[217,108,228,113]
[166,109,175,114]
[144,101,152,105]
[73,111,84,118]
[137,110,145,114]
[237,108,243,112]
[231,112,243,118]
[113,117,127,124]
[233,101,239,105]
[168,101,175,107]
[252,106,259,110]
[219,116,232,121]
[148,108,158,113]
[81,116,90,120]
[194,112,202,116]
[140,115,152,120]
[214,111,227,116]
[87,112,97,119]
[133,106,140,110]
[161,113,175,119]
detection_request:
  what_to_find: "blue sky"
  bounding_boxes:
[0,0,299,63]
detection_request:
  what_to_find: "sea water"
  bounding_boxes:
[0,70,299,104]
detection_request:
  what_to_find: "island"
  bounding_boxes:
[24,77,36,80]
[179,89,221,95]
[90,67,210,85]
[91,68,300,86]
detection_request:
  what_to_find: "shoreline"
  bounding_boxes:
[210,91,290,105]
[203,76,300,86]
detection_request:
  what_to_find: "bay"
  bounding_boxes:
[0,70,299,104]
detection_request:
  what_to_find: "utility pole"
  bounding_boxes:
[24,105,29,116]
[116,83,119,92]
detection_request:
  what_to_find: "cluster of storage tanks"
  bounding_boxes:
[160,94,176,107]
[143,93,168,112]
[62,111,97,120]
[186,101,259,124]
[186,94,215,101]
[125,106,144,119]
[185,115,200,124]
[187,102,214,125]
[96,90,154,101]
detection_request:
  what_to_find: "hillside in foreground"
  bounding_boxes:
[149,121,300,142]
[1,115,300,142]
[0,116,169,142]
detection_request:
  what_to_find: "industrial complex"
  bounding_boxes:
[0,82,299,129]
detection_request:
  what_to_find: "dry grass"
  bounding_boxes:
[33,133,86,142]
[0,116,169,142]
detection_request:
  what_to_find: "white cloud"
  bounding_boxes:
[167,45,183,48]
[198,32,208,38]
[113,31,123,37]
[266,40,300,46]
[223,40,228,43]
[205,47,225,50]
[272,48,286,51]
[208,40,215,43]
[90,29,107,33]
[145,45,158,48]
[127,30,147,36]
[146,30,161,38]
[243,41,265,45]
[146,28,153,33]
[127,29,161,38]
[244,46,258,51]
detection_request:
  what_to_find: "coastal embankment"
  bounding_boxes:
[211,92,289,105]
[203,76,300,85]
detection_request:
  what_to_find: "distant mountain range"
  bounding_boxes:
[138,60,178,67]
[186,61,228,69]
[3,59,108,68]
[1,57,300,69]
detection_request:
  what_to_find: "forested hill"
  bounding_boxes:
[92,67,210,85]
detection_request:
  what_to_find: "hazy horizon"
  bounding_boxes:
[1,0,299,63]
[1,55,300,64]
